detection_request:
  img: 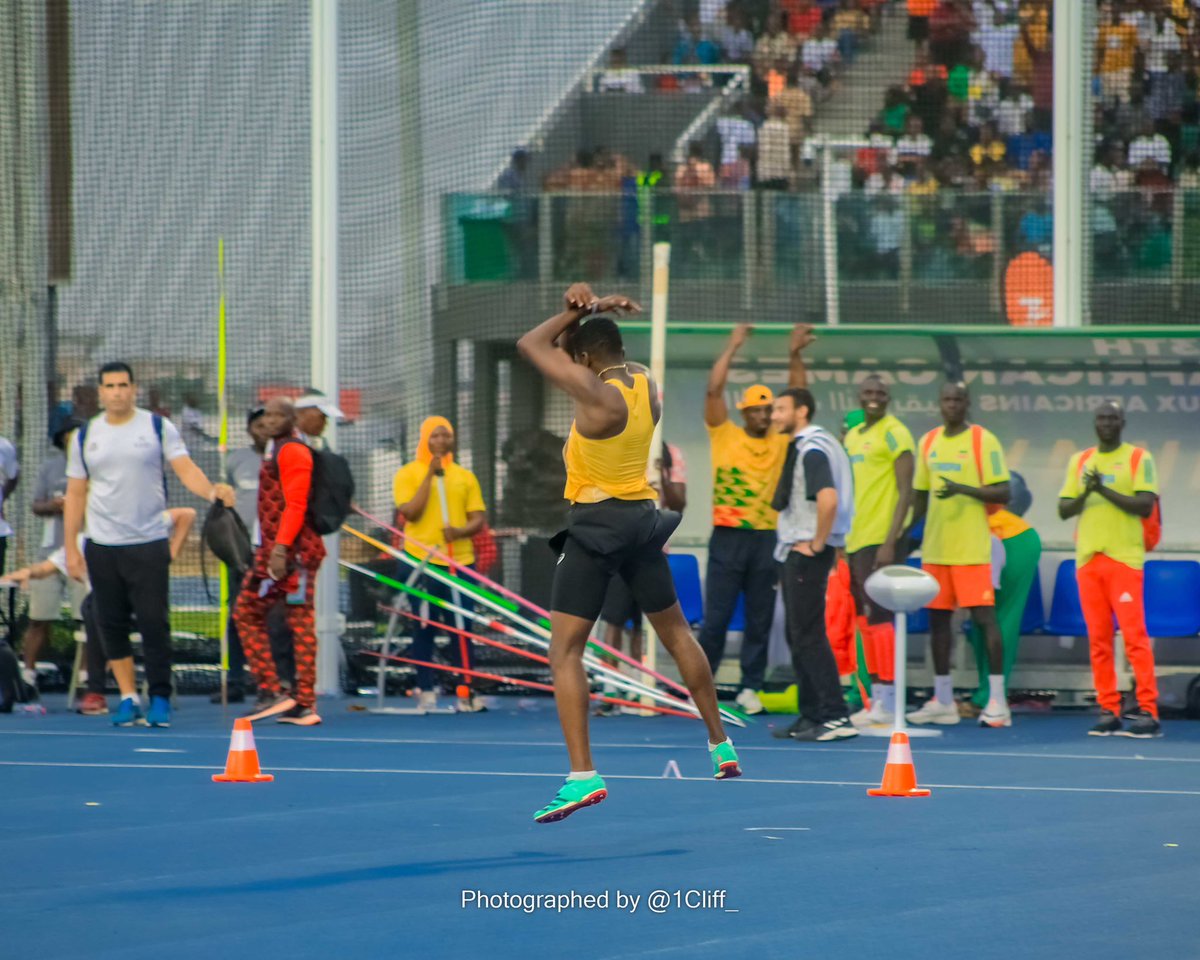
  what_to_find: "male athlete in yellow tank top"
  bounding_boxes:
[517,282,740,824]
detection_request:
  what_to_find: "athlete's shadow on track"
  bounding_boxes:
[122,849,690,898]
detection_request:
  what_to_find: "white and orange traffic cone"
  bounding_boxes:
[867,731,930,798]
[212,718,274,783]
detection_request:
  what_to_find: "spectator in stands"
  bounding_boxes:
[1007,113,1052,170]
[786,0,824,38]
[831,0,870,64]
[1018,10,1053,131]
[1128,117,1173,172]
[1147,50,1186,148]
[1097,4,1140,105]
[769,386,858,742]
[700,324,812,718]
[772,63,815,146]
[674,13,721,66]
[929,0,976,67]
[1012,0,1049,90]
[967,120,1007,167]
[994,78,1033,137]
[1143,6,1183,82]
[757,102,794,188]
[598,48,645,93]
[1108,82,1153,144]
[716,5,756,62]
[674,142,717,265]
[1018,196,1053,253]
[908,0,937,45]
[908,382,1012,728]
[753,10,799,81]
[498,148,532,192]
[721,142,755,189]
[975,2,1018,79]
[880,85,912,135]
[867,195,905,277]
[909,56,951,134]
[1058,402,1161,739]
[20,410,84,694]
[906,155,941,194]
[896,115,934,167]
[801,21,841,87]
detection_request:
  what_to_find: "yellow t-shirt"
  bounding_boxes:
[1098,23,1139,74]
[988,509,1030,541]
[1059,444,1158,571]
[392,460,486,566]
[707,419,789,531]
[914,425,1010,566]
[844,414,915,553]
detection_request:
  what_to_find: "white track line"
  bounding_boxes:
[4,729,1200,765]
[4,760,1200,796]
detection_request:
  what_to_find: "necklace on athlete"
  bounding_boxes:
[597,363,628,379]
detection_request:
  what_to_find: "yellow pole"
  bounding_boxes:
[217,238,230,707]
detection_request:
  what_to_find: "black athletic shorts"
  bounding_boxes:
[549,499,680,622]
[600,575,641,628]
[847,541,912,626]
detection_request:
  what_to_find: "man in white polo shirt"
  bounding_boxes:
[64,361,235,728]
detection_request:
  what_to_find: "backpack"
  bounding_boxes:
[278,439,355,536]
[78,412,169,500]
[0,640,38,713]
[1075,446,1162,551]
[920,424,1003,515]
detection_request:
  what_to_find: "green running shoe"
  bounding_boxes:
[533,775,608,824]
[711,741,742,779]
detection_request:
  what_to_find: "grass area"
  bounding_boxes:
[172,609,222,637]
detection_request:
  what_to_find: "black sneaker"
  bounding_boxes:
[793,717,860,742]
[772,718,811,739]
[1115,709,1162,739]
[241,692,296,722]
[1087,710,1123,736]
[275,704,322,726]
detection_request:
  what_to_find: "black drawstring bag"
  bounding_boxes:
[201,501,253,602]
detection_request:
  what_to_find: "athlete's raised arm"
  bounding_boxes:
[517,283,641,416]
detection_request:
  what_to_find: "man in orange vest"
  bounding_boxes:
[1058,402,1162,738]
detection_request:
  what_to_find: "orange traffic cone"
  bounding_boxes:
[867,731,930,798]
[212,718,274,783]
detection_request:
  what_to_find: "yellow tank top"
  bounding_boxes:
[564,371,658,504]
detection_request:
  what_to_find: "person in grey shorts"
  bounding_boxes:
[21,408,88,693]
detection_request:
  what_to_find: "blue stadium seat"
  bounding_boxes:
[905,557,930,633]
[667,553,704,627]
[1020,573,1046,634]
[1144,560,1200,637]
[1045,559,1088,636]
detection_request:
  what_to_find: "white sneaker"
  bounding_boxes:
[735,688,765,715]
[851,700,894,728]
[906,698,961,725]
[863,699,895,727]
[418,690,439,712]
[21,667,38,690]
[979,699,1012,728]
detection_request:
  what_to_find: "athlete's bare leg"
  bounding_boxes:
[549,611,600,771]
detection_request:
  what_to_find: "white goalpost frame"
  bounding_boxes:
[637,242,671,712]
[312,0,342,697]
